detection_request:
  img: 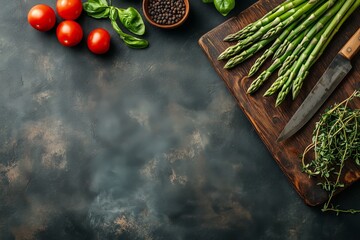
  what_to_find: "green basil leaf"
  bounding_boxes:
[110,14,148,48]
[88,7,110,19]
[214,0,235,16]
[98,0,108,6]
[121,33,149,48]
[117,7,145,36]
[111,23,149,49]
[83,2,110,18]
[109,6,118,21]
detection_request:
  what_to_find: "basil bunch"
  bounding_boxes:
[203,0,235,16]
[83,0,148,48]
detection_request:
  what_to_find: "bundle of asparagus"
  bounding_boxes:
[218,0,360,106]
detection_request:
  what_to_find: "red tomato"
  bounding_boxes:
[27,4,56,32]
[56,20,83,47]
[87,28,111,54]
[56,0,83,20]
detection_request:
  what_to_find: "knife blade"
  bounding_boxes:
[277,27,360,142]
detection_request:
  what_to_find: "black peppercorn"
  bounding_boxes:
[148,0,186,25]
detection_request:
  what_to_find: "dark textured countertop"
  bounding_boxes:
[1,0,360,239]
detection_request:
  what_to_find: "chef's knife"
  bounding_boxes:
[277,27,360,142]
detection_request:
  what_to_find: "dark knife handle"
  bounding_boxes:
[339,28,360,61]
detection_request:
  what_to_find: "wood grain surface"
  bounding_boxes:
[199,0,360,206]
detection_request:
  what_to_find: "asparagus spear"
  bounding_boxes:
[247,30,306,94]
[248,13,306,77]
[263,0,325,39]
[315,1,360,61]
[292,0,357,99]
[278,54,298,76]
[217,0,359,107]
[274,23,328,106]
[264,17,329,97]
[218,5,302,60]
[224,36,276,69]
[263,27,317,96]
[223,0,306,42]
[219,0,324,61]
[276,0,345,75]
[273,0,339,59]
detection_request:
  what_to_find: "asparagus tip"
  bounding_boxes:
[223,36,232,41]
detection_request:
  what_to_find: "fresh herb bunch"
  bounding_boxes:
[301,90,360,214]
[218,0,360,106]
[83,0,148,48]
[203,0,235,16]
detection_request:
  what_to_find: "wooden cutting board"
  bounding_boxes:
[199,0,360,206]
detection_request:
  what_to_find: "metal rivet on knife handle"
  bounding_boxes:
[339,28,360,60]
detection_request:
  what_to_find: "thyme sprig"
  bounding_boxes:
[301,90,360,214]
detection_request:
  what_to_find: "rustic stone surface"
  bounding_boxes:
[0,0,360,239]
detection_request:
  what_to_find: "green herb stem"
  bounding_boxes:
[302,90,360,214]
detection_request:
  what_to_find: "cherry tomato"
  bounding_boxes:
[56,0,83,20]
[87,28,111,54]
[56,20,83,47]
[27,4,56,32]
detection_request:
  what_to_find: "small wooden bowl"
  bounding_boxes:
[142,0,190,29]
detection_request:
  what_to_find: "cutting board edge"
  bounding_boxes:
[197,0,360,207]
